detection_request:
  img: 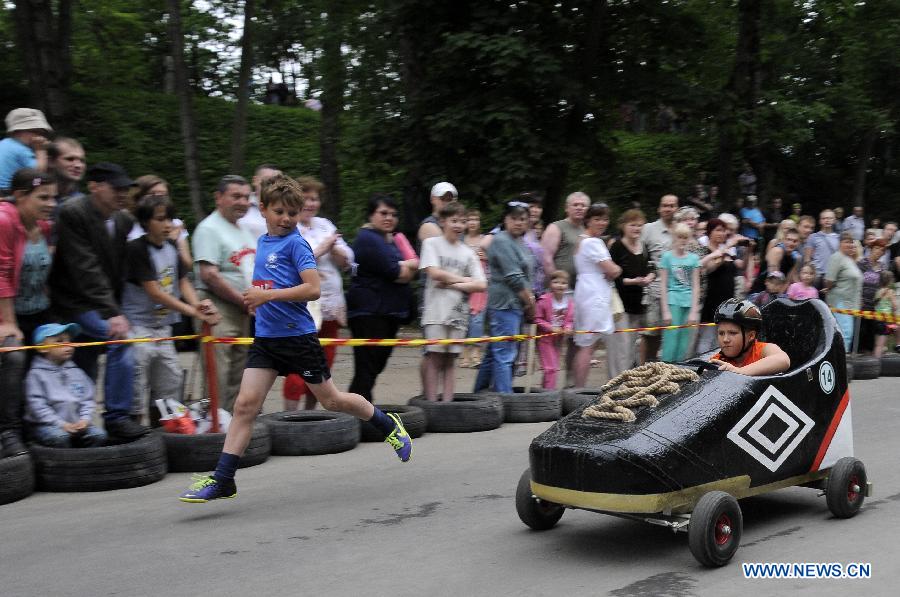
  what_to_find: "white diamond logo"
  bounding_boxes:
[727,386,815,472]
[747,403,799,454]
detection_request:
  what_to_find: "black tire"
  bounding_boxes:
[495,389,561,423]
[360,405,427,442]
[825,457,867,519]
[408,393,503,432]
[31,434,167,492]
[0,454,35,504]
[516,468,564,530]
[880,353,900,377]
[158,420,270,472]
[850,355,881,380]
[259,411,360,456]
[561,387,602,415]
[688,491,743,567]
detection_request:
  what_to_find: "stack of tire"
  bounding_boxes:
[848,353,900,381]
[560,387,603,415]
[30,434,168,492]
[259,412,359,456]
[877,353,900,377]
[491,388,562,423]
[157,421,270,471]
[0,453,34,504]
[408,393,503,432]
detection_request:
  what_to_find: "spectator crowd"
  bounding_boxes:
[1,107,899,457]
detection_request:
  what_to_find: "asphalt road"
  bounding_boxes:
[0,366,897,597]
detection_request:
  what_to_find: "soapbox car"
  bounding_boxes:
[516,298,871,566]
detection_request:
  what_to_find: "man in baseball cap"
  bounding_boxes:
[749,270,788,308]
[418,181,459,243]
[86,162,135,189]
[0,108,53,191]
[48,160,147,440]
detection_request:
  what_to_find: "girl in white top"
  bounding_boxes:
[572,203,622,387]
[282,177,354,410]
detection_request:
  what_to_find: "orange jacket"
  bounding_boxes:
[711,341,770,367]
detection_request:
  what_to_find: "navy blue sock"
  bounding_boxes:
[213,452,240,483]
[369,407,396,438]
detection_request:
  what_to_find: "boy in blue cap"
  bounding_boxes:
[24,323,107,447]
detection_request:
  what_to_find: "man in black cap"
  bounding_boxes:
[48,162,148,439]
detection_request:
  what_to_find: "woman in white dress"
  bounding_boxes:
[572,203,622,387]
[282,177,354,410]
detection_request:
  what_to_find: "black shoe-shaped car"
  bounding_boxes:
[517,298,869,566]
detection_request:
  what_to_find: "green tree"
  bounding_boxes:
[12,0,73,123]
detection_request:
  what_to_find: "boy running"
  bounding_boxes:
[179,175,412,503]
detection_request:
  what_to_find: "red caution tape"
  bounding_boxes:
[1,307,893,353]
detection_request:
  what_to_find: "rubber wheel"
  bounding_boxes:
[516,468,563,530]
[0,454,35,504]
[31,433,167,492]
[561,387,601,415]
[408,393,503,432]
[360,405,426,442]
[688,491,743,567]
[158,420,270,472]
[259,411,360,456]
[850,355,881,380]
[880,353,900,377]
[825,457,867,519]
[495,389,562,423]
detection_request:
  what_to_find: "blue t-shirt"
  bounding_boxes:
[252,231,318,337]
[739,207,765,239]
[0,137,37,189]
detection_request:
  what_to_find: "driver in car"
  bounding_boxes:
[709,298,790,375]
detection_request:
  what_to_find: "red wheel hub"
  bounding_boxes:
[847,474,860,502]
[714,513,732,546]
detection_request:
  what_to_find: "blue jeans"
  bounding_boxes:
[30,423,107,448]
[72,310,135,421]
[467,310,485,339]
[474,308,523,393]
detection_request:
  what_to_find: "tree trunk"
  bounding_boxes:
[230,0,256,174]
[716,0,762,207]
[543,0,608,220]
[167,0,205,222]
[318,7,346,222]
[852,128,878,209]
[716,127,735,206]
[13,0,72,125]
[397,27,428,238]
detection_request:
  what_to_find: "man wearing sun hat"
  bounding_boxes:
[0,108,53,192]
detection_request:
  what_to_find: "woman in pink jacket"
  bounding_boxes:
[534,270,575,389]
[0,168,55,457]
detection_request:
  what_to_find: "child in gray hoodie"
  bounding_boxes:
[25,323,107,447]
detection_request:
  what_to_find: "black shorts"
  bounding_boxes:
[245,334,331,384]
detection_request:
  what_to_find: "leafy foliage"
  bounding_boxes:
[3,0,900,229]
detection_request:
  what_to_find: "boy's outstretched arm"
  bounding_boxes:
[711,343,791,376]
